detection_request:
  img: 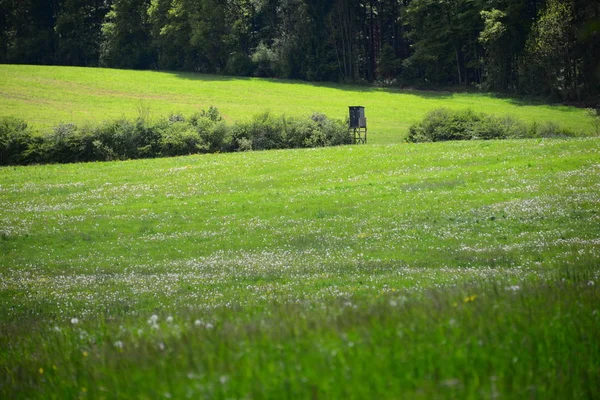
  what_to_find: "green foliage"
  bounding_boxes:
[406,108,582,143]
[0,108,348,165]
[99,0,153,69]
[224,52,254,76]
[1,0,599,100]
[479,8,509,91]
[251,42,279,78]
[519,0,580,100]
[404,0,484,86]
[158,120,202,157]
[587,108,600,135]
[0,117,33,165]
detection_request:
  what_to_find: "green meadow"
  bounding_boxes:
[1,66,599,398]
[2,136,599,398]
[0,64,595,143]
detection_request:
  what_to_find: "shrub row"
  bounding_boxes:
[406,108,581,143]
[0,108,351,166]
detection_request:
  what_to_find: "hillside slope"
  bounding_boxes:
[0,65,594,144]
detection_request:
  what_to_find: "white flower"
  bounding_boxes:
[70,318,79,325]
[148,315,159,329]
[114,341,124,349]
[166,316,174,323]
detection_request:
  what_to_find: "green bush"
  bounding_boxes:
[246,111,286,150]
[134,119,162,158]
[529,121,578,138]
[159,120,202,157]
[407,108,575,143]
[311,112,352,146]
[284,117,319,148]
[44,123,84,163]
[0,117,33,165]
[0,108,349,165]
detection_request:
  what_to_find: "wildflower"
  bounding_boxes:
[70,318,79,325]
[148,315,159,329]
[39,368,44,374]
[588,281,595,286]
[166,316,174,323]
[114,341,124,349]
[505,285,520,291]
[463,295,477,303]
[82,351,88,357]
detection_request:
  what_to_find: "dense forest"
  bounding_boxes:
[0,0,599,101]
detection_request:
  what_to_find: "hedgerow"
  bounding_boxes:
[406,108,581,143]
[0,107,351,166]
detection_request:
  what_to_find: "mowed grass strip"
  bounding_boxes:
[0,64,595,143]
[1,138,599,398]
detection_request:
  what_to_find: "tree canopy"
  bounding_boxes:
[0,0,598,101]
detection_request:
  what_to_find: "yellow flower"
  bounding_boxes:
[39,368,44,374]
[463,295,477,303]
[82,351,89,357]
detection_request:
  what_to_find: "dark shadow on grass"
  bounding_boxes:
[159,70,585,111]
[163,70,458,98]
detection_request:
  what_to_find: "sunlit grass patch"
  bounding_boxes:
[1,137,599,397]
[0,64,595,143]
[2,271,598,399]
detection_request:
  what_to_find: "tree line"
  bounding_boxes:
[1,0,598,101]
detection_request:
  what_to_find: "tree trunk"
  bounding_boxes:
[455,47,462,85]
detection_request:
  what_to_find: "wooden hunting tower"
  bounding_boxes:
[349,106,367,144]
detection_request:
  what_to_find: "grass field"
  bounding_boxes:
[2,136,599,398]
[0,64,596,144]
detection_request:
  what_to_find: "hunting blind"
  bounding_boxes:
[349,106,367,144]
